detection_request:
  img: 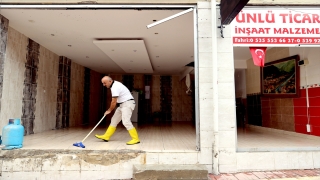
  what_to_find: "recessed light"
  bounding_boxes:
[68,45,72,47]
[51,34,55,36]
[155,33,158,34]
[153,20,157,22]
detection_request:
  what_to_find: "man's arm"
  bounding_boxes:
[104,97,118,115]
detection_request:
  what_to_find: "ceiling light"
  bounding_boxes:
[51,34,55,36]
[146,8,193,29]
[68,45,72,47]
[155,33,158,34]
[153,20,157,22]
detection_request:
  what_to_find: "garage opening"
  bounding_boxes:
[0,4,200,151]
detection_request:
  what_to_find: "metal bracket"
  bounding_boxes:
[217,16,225,38]
[217,25,225,38]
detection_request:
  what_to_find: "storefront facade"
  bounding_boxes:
[0,0,319,179]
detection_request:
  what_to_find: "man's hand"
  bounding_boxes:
[104,97,118,116]
[104,110,111,116]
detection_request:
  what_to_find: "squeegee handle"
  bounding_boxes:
[81,114,106,142]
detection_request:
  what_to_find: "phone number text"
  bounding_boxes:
[233,37,320,44]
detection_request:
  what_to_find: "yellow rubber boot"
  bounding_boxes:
[126,128,140,145]
[95,126,116,142]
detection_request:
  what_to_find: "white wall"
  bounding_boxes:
[289,47,320,88]
[234,61,247,69]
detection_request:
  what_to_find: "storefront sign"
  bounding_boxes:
[231,8,320,46]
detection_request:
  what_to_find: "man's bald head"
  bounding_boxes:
[101,76,113,88]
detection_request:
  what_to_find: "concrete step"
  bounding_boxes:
[133,164,209,180]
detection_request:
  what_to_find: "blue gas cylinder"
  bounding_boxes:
[2,118,24,150]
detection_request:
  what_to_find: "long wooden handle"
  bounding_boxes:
[81,114,106,142]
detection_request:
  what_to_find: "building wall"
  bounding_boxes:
[246,47,320,136]
[70,61,85,127]
[1,24,86,134]
[289,47,320,136]
[172,76,193,121]
[1,1,319,176]
[102,74,193,123]
[35,45,59,133]
[197,1,237,173]
[151,75,161,113]
[0,26,26,134]
[133,74,144,90]
[88,70,103,125]
[197,2,214,173]
[235,69,246,98]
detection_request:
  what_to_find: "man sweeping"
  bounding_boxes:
[95,76,140,145]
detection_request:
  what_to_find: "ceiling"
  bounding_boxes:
[1,7,250,75]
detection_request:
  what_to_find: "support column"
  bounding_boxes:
[197,1,214,174]
[212,2,237,173]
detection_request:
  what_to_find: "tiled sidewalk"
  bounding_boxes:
[209,169,320,180]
